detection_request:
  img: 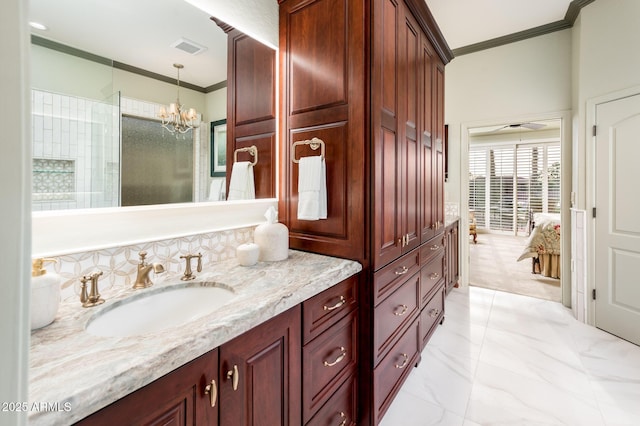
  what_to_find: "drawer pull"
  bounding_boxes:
[226,364,239,391]
[394,353,409,369]
[323,295,346,311]
[430,244,440,250]
[429,272,440,280]
[393,304,408,316]
[395,266,409,276]
[339,411,347,426]
[323,347,347,367]
[429,308,440,318]
[204,379,217,408]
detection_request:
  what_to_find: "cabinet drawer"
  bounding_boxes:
[420,284,445,350]
[420,232,445,265]
[303,310,357,423]
[373,250,420,306]
[306,374,357,426]
[420,253,444,307]
[374,274,419,364]
[373,320,419,425]
[303,275,358,344]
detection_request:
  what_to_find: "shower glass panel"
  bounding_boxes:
[90,92,120,208]
[121,116,194,206]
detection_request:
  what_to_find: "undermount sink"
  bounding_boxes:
[86,283,236,337]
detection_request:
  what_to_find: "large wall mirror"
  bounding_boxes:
[30,0,279,256]
[29,0,277,211]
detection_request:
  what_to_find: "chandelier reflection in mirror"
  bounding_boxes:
[158,63,200,137]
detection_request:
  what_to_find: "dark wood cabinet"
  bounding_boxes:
[278,0,367,261]
[75,349,219,426]
[302,276,359,424]
[419,284,445,350]
[220,305,301,426]
[278,0,452,423]
[221,24,277,199]
[75,306,301,426]
[445,220,459,294]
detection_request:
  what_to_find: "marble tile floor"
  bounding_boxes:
[379,286,640,426]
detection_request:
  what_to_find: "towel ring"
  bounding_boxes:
[292,137,326,164]
[234,145,258,166]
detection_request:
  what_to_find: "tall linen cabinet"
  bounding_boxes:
[278,0,452,424]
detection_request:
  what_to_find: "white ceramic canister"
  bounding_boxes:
[236,243,260,266]
[254,206,289,261]
[30,258,61,330]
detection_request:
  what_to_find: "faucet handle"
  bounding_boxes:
[138,250,148,264]
[180,252,202,281]
[81,270,105,308]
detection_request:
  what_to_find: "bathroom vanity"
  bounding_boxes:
[28,251,361,425]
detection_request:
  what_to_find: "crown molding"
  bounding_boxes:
[451,0,596,57]
[31,35,226,94]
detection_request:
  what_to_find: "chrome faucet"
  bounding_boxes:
[133,251,165,289]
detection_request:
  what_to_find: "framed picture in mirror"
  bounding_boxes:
[211,119,227,177]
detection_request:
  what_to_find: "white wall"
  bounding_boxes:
[445,29,572,204]
[572,0,640,210]
[444,29,573,303]
[31,45,223,123]
[0,0,30,424]
[571,0,640,324]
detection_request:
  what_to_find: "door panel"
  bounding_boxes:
[595,94,640,345]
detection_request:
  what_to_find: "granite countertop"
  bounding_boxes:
[28,250,361,425]
[445,215,460,227]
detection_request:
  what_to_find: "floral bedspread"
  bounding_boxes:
[517,214,561,261]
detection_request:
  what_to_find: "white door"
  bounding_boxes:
[594,94,640,345]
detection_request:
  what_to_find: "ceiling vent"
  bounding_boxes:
[170,37,208,55]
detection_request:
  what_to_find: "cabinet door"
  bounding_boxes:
[75,350,218,426]
[400,5,421,254]
[219,305,301,426]
[432,59,446,230]
[279,0,366,261]
[420,36,436,243]
[225,27,277,199]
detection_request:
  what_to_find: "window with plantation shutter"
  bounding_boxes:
[469,148,486,227]
[470,142,560,235]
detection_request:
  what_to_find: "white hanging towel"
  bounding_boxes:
[227,162,255,200]
[297,156,327,220]
[208,177,226,201]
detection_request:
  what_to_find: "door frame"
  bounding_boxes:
[459,110,572,307]
[586,85,640,326]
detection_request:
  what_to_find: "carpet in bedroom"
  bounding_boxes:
[468,232,561,302]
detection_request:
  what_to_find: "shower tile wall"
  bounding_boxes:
[31,92,209,211]
[31,89,119,211]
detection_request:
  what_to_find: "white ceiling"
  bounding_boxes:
[29,0,576,88]
[29,0,229,89]
[425,0,573,50]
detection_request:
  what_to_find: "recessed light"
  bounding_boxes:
[29,22,48,31]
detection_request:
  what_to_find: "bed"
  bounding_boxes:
[517,213,561,278]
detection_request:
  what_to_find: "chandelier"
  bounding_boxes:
[158,63,199,136]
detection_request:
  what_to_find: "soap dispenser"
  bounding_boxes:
[31,258,62,330]
[254,206,289,261]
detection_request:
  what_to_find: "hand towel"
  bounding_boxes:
[227,161,255,200]
[208,177,226,201]
[297,156,327,220]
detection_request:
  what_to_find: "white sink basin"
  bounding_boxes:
[86,283,235,337]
